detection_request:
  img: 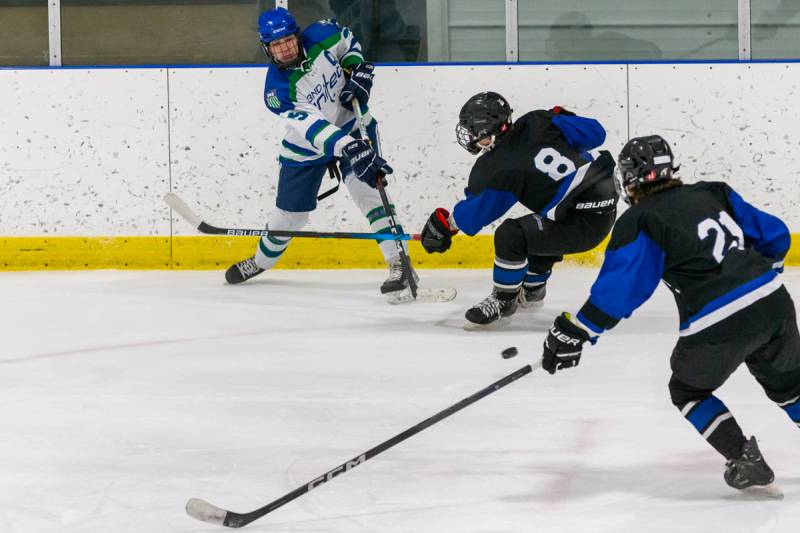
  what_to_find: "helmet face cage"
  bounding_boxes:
[258,8,301,67]
[456,92,512,154]
[455,123,483,154]
[616,135,676,203]
[614,164,632,205]
[261,35,302,68]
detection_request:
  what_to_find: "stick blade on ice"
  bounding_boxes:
[386,287,457,304]
[417,287,457,303]
[186,497,228,526]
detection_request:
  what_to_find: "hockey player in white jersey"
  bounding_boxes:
[226,7,418,301]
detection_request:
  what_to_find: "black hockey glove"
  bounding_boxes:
[341,139,393,188]
[421,208,458,253]
[542,313,591,375]
[340,62,375,110]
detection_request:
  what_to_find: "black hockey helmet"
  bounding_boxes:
[456,92,513,154]
[616,135,678,204]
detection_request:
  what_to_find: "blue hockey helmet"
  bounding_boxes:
[258,8,302,67]
[258,8,299,45]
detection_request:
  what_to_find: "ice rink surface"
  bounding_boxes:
[2,267,799,533]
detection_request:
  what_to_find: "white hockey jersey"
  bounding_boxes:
[263,20,374,167]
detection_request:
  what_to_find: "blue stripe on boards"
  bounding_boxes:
[680,270,778,329]
[686,396,729,432]
[12,58,800,72]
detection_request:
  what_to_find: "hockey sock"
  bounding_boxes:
[256,234,291,269]
[493,257,527,294]
[524,269,551,290]
[365,204,407,262]
[777,395,800,428]
[680,395,747,460]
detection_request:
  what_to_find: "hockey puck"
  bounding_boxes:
[501,346,518,359]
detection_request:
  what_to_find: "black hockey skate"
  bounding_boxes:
[225,256,265,285]
[518,283,546,308]
[465,289,518,325]
[381,258,420,303]
[724,437,776,491]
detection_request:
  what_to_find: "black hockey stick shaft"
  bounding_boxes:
[375,180,419,298]
[202,222,421,241]
[164,193,420,241]
[352,100,419,298]
[186,361,541,528]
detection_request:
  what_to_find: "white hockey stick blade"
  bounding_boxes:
[418,287,457,303]
[186,497,228,525]
[386,286,457,304]
[164,192,202,228]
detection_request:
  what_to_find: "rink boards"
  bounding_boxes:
[2,63,800,269]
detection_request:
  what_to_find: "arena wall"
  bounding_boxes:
[1,62,798,269]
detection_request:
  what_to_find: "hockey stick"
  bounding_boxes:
[164,192,421,241]
[186,359,543,528]
[352,99,419,299]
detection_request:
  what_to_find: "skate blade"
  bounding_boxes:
[517,300,545,311]
[462,315,514,330]
[385,287,458,304]
[736,483,784,500]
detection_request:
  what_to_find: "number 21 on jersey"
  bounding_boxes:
[697,211,744,263]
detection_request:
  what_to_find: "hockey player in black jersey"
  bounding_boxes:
[420,92,618,325]
[541,135,798,493]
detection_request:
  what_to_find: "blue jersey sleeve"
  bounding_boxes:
[551,114,606,151]
[452,188,518,236]
[576,230,665,337]
[725,187,790,261]
[264,67,295,115]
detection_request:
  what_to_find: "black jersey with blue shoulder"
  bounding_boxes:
[451,109,617,236]
[576,181,790,339]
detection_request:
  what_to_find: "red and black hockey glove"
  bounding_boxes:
[421,208,458,253]
[551,106,576,116]
[542,313,591,374]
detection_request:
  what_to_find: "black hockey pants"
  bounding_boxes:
[493,210,615,276]
[669,286,800,459]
